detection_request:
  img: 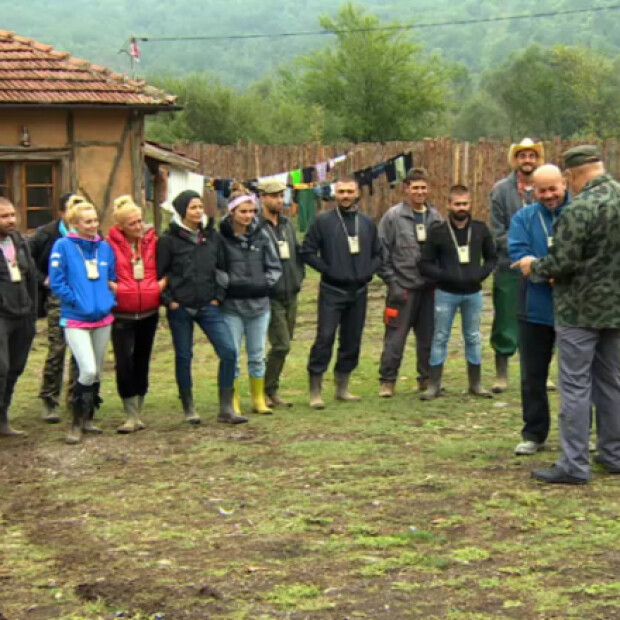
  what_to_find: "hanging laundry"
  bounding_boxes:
[164,170,205,212]
[302,166,315,184]
[283,187,293,207]
[354,167,374,195]
[296,188,317,233]
[329,154,347,167]
[290,169,302,185]
[404,151,413,173]
[214,179,233,198]
[315,161,328,182]
[371,162,386,179]
[394,156,406,181]
[384,160,397,185]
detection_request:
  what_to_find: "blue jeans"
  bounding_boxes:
[430,289,483,366]
[167,304,236,391]
[223,311,271,378]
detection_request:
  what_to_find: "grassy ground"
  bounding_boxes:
[1,271,620,620]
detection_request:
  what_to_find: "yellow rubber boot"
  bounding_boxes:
[250,377,273,414]
[233,379,242,415]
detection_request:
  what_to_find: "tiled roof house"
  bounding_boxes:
[0,29,179,230]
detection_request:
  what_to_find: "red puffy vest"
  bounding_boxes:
[107,226,160,314]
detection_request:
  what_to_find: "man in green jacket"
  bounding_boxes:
[259,179,305,408]
[513,145,620,484]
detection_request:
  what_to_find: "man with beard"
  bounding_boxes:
[508,164,569,456]
[490,138,543,393]
[0,198,37,436]
[419,185,497,400]
[513,146,620,484]
[377,168,442,398]
[301,177,383,409]
[259,178,304,408]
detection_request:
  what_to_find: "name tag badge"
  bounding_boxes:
[457,246,470,264]
[85,259,100,280]
[348,235,360,255]
[8,262,21,282]
[278,240,291,260]
[133,258,145,280]
[547,236,554,249]
[415,223,427,242]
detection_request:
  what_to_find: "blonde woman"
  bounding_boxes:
[49,202,116,444]
[107,196,164,433]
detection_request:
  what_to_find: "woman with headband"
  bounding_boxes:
[157,190,245,425]
[49,201,116,444]
[107,196,165,433]
[220,183,282,415]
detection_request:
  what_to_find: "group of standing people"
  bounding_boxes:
[1,140,619,485]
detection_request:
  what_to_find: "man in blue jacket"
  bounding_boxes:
[508,164,568,455]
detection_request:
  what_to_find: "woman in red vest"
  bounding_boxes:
[107,196,165,433]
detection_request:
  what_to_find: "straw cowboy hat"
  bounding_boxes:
[507,138,544,167]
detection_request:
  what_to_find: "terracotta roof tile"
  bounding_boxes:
[0,31,176,107]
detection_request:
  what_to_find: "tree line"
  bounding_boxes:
[147,4,620,145]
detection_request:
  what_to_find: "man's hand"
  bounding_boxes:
[510,256,536,277]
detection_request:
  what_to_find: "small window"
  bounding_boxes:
[0,163,10,198]
[22,162,57,229]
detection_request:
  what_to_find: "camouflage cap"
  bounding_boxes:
[258,179,287,194]
[563,145,601,169]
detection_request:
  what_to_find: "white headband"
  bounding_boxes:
[228,193,256,211]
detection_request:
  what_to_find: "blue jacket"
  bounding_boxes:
[49,234,116,323]
[508,196,568,326]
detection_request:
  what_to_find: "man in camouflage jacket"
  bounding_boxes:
[513,145,620,484]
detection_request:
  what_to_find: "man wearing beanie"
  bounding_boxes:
[490,138,542,393]
[514,145,620,484]
[258,179,304,408]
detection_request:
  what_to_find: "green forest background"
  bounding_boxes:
[4,0,620,143]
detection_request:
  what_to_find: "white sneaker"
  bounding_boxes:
[515,440,545,456]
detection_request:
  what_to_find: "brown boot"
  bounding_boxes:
[491,354,509,393]
[335,372,361,402]
[467,363,493,398]
[117,396,140,434]
[379,381,394,398]
[266,391,293,408]
[417,378,429,392]
[0,408,26,437]
[309,373,325,410]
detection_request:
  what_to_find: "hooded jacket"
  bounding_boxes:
[107,226,160,316]
[49,234,116,323]
[0,232,37,320]
[219,215,282,318]
[157,215,227,309]
[258,212,304,302]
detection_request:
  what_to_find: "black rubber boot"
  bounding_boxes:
[334,372,361,402]
[492,354,509,393]
[467,363,493,398]
[92,381,104,410]
[180,389,201,425]
[65,383,85,444]
[420,365,443,401]
[218,387,248,424]
[81,385,102,434]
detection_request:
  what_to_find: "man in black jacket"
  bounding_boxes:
[0,198,37,436]
[28,192,80,422]
[301,177,383,409]
[259,179,305,408]
[419,185,497,400]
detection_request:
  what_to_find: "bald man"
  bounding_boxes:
[513,146,620,484]
[508,165,568,456]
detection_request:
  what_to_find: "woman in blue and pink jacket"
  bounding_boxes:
[49,201,116,444]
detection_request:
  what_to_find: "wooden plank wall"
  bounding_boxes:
[175,138,620,221]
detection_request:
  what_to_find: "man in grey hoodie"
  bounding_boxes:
[489,138,542,393]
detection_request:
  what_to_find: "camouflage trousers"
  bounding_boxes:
[39,294,78,407]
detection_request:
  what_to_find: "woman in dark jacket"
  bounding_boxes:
[157,190,245,425]
[220,184,282,415]
[107,196,165,433]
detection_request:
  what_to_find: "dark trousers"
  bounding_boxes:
[379,287,434,383]
[307,282,367,375]
[265,297,298,394]
[39,293,78,405]
[491,268,520,356]
[0,316,35,412]
[111,313,159,399]
[167,304,237,391]
[518,320,555,443]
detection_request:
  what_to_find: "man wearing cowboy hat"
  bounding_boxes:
[258,178,305,408]
[489,138,543,393]
[513,145,620,484]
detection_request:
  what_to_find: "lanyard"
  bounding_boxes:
[412,207,427,226]
[75,244,98,266]
[336,207,359,239]
[131,239,142,262]
[265,220,282,246]
[447,220,471,253]
[537,211,552,238]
